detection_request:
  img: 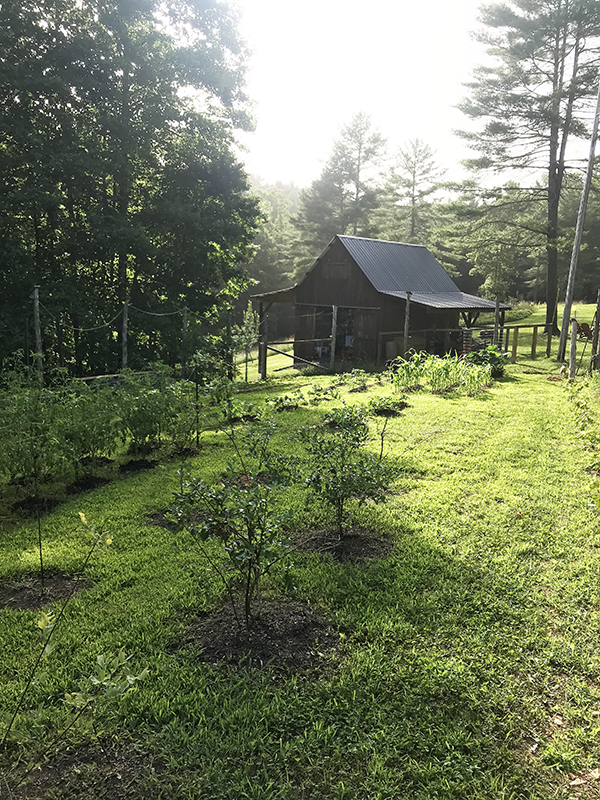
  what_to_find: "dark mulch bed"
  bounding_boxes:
[0,572,88,611]
[6,741,163,800]
[294,526,394,563]
[11,496,61,515]
[186,598,340,673]
[119,459,157,473]
[66,475,111,495]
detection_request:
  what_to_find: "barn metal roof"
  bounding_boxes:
[337,235,509,311]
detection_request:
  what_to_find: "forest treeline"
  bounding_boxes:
[2,0,600,374]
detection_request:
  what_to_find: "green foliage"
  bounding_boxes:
[366,395,409,416]
[390,352,494,395]
[298,404,396,536]
[265,390,307,412]
[464,345,508,378]
[458,0,600,325]
[171,419,292,628]
[3,371,600,797]
[334,369,370,392]
[0,0,261,371]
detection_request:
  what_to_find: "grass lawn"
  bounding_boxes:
[2,363,600,798]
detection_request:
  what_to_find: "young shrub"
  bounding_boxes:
[306,383,339,404]
[171,419,292,630]
[298,404,396,538]
[265,390,307,412]
[367,395,409,417]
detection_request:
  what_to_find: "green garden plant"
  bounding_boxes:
[298,404,396,537]
[171,419,292,629]
[463,345,508,378]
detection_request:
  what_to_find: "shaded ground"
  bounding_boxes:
[0,573,88,611]
[185,598,340,673]
[294,526,395,563]
[119,459,157,474]
[11,496,61,515]
[5,741,163,800]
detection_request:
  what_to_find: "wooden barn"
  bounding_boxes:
[254,235,509,367]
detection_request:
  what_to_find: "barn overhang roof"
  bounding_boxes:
[251,287,295,303]
[381,290,511,311]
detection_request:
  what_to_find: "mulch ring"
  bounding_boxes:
[185,598,341,673]
[0,573,88,612]
[66,475,111,495]
[5,740,163,800]
[11,495,61,515]
[293,526,395,564]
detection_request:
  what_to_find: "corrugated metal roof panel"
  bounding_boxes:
[338,235,459,294]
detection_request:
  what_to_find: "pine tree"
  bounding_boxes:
[459,0,600,333]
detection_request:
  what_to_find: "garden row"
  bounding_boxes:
[0,349,504,495]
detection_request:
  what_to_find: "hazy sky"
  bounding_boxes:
[234,0,487,188]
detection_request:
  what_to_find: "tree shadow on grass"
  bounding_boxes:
[282,532,562,798]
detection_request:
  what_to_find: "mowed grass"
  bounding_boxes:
[1,367,600,799]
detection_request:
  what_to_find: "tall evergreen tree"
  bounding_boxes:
[291,112,386,278]
[375,139,445,244]
[459,0,600,333]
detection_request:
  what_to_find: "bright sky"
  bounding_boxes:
[234,0,487,188]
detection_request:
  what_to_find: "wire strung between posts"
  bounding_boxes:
[39,302,124,332]
[128,305,183,318]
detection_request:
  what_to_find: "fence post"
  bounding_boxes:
[122,299,128,370]
[511,327,519,363]
[531,325,538,358]
[32,285,43,380]
[181,305,187,379]
[546,329,552,358]
[258,302,268,381]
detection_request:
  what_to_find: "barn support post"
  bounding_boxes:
[569,318,578,378]
[493,294,500,346]
[329,305,338,371]
[403,292,411,356]
[589,289,600,373]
